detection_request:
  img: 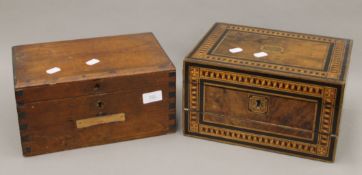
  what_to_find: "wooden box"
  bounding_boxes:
[183,23,352,162]
[13,33,176,156]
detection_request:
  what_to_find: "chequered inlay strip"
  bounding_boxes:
[199,67,324,97]
[189,67,200,132]
[199,124,329,157]
[168,71,176,132]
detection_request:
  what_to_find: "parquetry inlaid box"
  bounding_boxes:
[13,33,176,156]
[183,23,353,162]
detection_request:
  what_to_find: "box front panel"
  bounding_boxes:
[203,83,319,141]
[17,71,176,156]
[183,62,341,161]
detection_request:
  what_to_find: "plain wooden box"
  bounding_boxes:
[13,33,176,156]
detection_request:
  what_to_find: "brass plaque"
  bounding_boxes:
[76,113,125,129]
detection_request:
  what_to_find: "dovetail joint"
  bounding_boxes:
[18,112,26,119]
[15,90,24,97]
[19,124,28,130]
[21,135,30,142]
[169,124,177,132]
[169,92,176,98]
[169,103,176,109]
[169,72,176,77]
[169,113,176,120]
[169,82,176,88]
[23,147,31,154]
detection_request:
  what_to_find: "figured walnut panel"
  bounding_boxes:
[203,84,318,141]
[211,30,330,70]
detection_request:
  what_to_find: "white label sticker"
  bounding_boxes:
[229,47,243,53]
[46,67,61,74]
[86,58,100,66]
[142,90,163,104]
[254,52,268,58]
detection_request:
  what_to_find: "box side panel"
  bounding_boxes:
[339,39,353,82]
[17,70,176,156]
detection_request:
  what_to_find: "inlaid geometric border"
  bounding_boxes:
[189,23,349,80]
[185,65,339,160]
[198,124,330,156]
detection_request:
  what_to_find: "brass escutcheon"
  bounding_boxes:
[248,94,269,114]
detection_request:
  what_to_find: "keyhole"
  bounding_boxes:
[248,95,268,114]
[94,83,100,91]
[255,99,261,108]
[96,100,104,109]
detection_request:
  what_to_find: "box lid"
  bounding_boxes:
[186,23,353,84]
[13,33,174,89]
